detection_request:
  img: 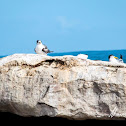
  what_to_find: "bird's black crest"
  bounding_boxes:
[108,55,113,59]
[37,40,41,43]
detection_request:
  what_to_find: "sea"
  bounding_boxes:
[49,49,126,63]
[0,49,126,63]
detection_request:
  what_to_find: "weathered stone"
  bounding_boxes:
[0,54,126,120]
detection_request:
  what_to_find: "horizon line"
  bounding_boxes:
[0,49,126,56]
[51,49,126,54]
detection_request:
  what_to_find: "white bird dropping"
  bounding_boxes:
[77,54,88,59]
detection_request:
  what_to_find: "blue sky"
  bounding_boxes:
[0,0,126,55]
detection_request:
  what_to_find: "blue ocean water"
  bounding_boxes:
[0,50,126,63]
[49,49,126,63]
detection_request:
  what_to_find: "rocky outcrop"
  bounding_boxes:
[0,54,126,120]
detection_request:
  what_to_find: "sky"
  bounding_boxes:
[0,0,126,55]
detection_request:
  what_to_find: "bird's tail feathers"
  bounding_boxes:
[49,51,54,53]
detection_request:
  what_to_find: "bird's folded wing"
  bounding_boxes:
[43,44,48,49]
[34,48,36,53]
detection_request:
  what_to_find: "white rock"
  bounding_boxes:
[0,54,126,120]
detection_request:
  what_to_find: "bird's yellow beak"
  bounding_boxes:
[114,57,118,59]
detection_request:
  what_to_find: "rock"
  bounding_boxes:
[0,54,126,120]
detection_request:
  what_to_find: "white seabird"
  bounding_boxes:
[34,40,53,55]
[108,54,124,63]
[108,55,118,63]
[118,54,124,63]
[77,54,88,60]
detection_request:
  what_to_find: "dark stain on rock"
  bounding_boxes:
[22,59,67,69]
[93,82,103,95]
[51,75,54,78]
[111,91,120,97]
[45,59,66,66]
[98,102,111,115]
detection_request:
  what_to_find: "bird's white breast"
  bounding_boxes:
[35,44,46,55]
[109,57,118,63]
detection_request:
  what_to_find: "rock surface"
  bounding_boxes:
[0,54,126,120]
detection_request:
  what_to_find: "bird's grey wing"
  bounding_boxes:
[43,44,48,49]
[119,59,123,63]
[43,48,53,53]
[42,48,49,53]
[119,54,124,63]
[34,48,36,53]
[42,44,49,53]
[42,44,53,53]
